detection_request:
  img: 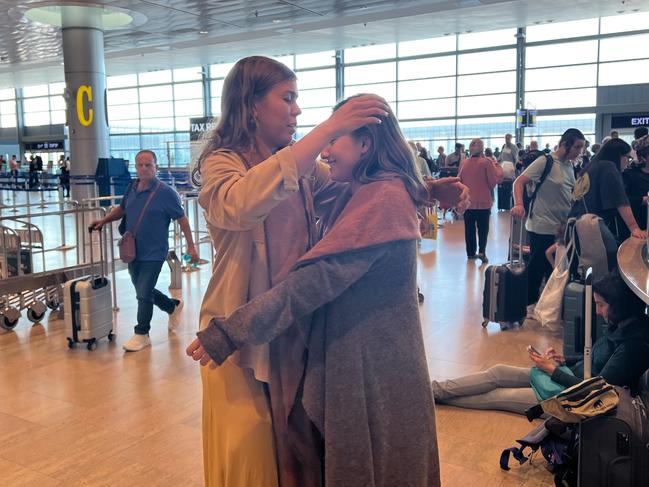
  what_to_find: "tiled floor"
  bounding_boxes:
[1,191,559,486]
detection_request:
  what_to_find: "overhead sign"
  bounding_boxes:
[611,114,649,129]
[516,109,537,128]
[190,116,217,141]
[25,140,65,151]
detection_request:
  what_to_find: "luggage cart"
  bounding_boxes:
[0,207,116,332]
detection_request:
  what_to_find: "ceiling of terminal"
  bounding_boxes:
[0,0,647,88]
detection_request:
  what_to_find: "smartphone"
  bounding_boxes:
[527,345,541,355]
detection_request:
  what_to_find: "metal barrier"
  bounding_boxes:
[0,197,80,250]
[180,193,211,266]
[0,207,119,330]
[82,190,213,272]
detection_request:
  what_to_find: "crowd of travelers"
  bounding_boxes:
[434,126,649,412]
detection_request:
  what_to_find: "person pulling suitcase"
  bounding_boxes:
[91,149,199,352]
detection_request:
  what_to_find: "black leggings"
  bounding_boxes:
[527,231,555,305]
[464,209,491,256]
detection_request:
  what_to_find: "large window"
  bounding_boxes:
[525,40,598,111]
[598,32,649,86]
[0,88,16,128]
[294,52,336,130]
[524,114,596,148]
[341,37,518,153]
[106,66,204,166]
[22,83,66,126]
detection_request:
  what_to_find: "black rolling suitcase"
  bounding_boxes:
[482,217,528,328]
[497,180,513,211]
[578,385,649,487]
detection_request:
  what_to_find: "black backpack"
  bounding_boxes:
[501,418,578,487]
[523,154,554,217]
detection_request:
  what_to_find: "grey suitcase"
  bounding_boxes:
[562,280,604,362]
[64,227,114,350]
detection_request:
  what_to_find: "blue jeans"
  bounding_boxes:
[128,260,177,335]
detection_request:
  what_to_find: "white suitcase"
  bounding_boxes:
[65,227,114,350]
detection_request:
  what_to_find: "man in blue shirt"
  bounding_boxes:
[92,150,199,351]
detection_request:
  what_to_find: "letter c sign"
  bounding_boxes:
[76,85,93,126]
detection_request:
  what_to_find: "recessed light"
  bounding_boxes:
[199,30,208,35]
[272,19,282,24]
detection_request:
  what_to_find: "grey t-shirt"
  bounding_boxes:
[499,143,519,164]
[522,155,576,235]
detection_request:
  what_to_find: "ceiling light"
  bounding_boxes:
[199,30,208,34]
[21,4,143,29]
[272,19,283,24]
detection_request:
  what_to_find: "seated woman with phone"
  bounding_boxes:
[433,272,649,415]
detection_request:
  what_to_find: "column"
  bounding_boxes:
[515,27,526,144]
[61,6,110,202]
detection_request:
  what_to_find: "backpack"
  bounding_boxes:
[564,214,618,282]
[523,154,554,217]
[500,418,578,487]
[526,376,620,423]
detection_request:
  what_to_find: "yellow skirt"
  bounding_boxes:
[201,360,279,487]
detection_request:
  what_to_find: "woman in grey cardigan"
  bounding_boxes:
[188,99,440,487]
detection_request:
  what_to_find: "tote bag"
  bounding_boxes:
[534,238,575,331]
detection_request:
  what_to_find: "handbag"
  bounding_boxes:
[529,366,575,401]
[534,238,575,331]
[118,181,161,263]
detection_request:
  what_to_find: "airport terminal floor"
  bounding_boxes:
[0,190,560,486]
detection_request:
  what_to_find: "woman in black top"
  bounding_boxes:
[621,134,649,237]
[569,138,646,240]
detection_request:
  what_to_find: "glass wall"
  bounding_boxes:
[21,83,66,127]
[107,67,203,167]
[524,114,596,149]
[343,33,518,153]
[0,88,16,128]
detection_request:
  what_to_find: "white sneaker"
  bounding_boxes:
[123,334,151,352]
[168,299,184,330]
